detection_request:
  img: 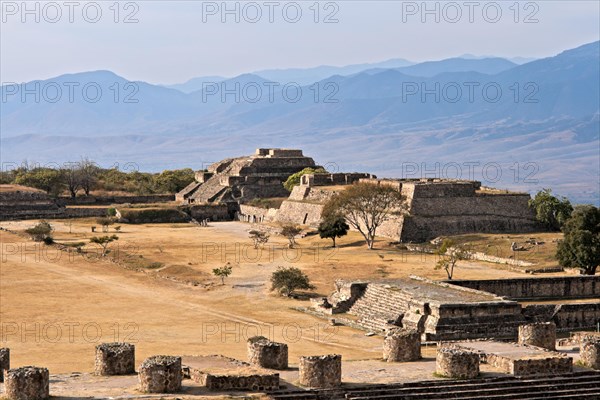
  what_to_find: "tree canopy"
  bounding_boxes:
[556,205,600,275]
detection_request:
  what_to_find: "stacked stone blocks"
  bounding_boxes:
[247,336,288,370]
[138,355,182,393]
[94,342,135,376]
[298,354,342,388]
[4,366,50,400]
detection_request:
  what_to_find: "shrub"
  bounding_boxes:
[270,267,315,296]
[25,221,53,242]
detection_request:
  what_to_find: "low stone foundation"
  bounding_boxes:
[436,347,480,379]
[192,370,280,391]
[518,322,556,350]
[580,338,600,370]
[0,347,9,382]
[298,354,342,388]
[247,336,288,370]
[138,355,182,393]
[383,329,421,362]
[94,342,135,376]
[4,366,50,400]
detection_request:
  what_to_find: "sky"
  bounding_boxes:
[1,0,599,84]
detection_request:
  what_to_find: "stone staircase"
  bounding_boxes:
[188,175,228,203]
[268,371,600,400]
[346,284,410,333]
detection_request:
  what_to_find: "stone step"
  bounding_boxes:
[345,374,600,400]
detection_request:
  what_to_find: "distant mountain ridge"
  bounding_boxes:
[1,41,599,204]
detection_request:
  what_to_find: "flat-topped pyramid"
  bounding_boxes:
[176,148,318,204]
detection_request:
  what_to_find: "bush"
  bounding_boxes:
[25,221,53,242]
[270,267,315,296]
[107,207,117,217]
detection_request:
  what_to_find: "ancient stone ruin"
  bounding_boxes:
[247,336,288,370]
[313,276,600,341]
[382,328,421,362]
[452,340,572,377]
[580,338,600,370]
[4,366,50,400]
[94,342,135,376]
[138,355,182,393]
[176,148,319,204]
[275,176,539,242]
[0,185,64,221]
[0,347,9,382]
[436,347,480,379]
[298,354,342,388]
[518,322,557,350]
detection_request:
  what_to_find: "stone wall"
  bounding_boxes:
[580,339,600,369]
[518,322,556,350]
[188,204,232,221]
[4,366,50,400]
[58,194,174,206]
[192,370,280,391]
[238,205,278,223]
[275,200,324,227]
[448,276,600,300]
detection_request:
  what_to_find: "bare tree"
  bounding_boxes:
[323,182,404,249]
[62,162,82,198]
[79,158,99,196]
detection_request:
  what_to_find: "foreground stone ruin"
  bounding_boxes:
[382,328,421,362]
[314,276,600,341]
[247,336,288,370]
[518,322,557,350]
[269,371,600,400]
[435,347,480,379]
[581,338,600,369]
[0,347,9,382]
[452,340,573,377]
[94,342,135,376]
[298,354,342,388]
[138,355,182,393]
[4,366,49,400]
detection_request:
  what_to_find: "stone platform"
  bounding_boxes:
[452,340,573,377]
[182,355,280,391]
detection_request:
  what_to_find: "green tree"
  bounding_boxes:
[249,230,270,249]
[25,221,53,242]
[529,189,573,231]
[318,215,349,247]
[153,169,195,193]
[435,239,469,280]
[15,168,63,195]
[270,267,315,297]
[212,263,233,285]
[323,182,404,249]
[556,205,600,275]
[280,224,302,248]
[283,167,327,192]
[96,217,115,233]
[90,235,119,257]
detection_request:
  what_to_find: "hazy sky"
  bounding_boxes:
[1,1,599,84]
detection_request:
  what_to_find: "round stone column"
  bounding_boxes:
[298,354,341,388]
[580,338,600,370]
[383,328,421,362]
[0,347,10,382]
[247,336,288,370]
[518,322,556,350]
[436,347,479,379]
[95,342,135,375]
[138,355,182,393]
[4,366,50,400]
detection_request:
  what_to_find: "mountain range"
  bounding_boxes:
[1,42,599,204]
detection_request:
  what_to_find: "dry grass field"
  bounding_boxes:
[0,218,567,380]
